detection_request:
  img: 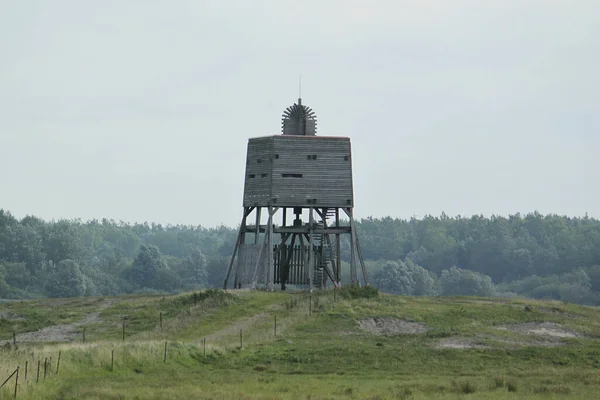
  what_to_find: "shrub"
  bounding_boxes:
[339,285,379,299]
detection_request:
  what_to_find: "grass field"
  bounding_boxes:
[1,288,599,399]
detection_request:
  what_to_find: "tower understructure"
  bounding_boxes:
[223,98,368,291]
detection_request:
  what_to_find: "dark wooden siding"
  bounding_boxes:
[243,137,273,206]
[243,135,354,207]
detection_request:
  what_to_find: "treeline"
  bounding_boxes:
[1,209,599,304]
[0,210,237,298]
[359,213,600,304]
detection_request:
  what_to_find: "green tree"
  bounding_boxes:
[374,259,437,296]
[375,261,415,295]
[44,259,87,298]
[131,245,169,288]
[439,266,494,297]
[184,248,208,285]
[43,220,84,263]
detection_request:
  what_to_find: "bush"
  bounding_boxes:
[339,285,379,299]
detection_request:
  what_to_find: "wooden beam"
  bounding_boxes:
[348,209,358,285]
[335,208,341,283]
[308,207,314,292]
[356,229,369,286]
[244,226,351,235]
[254,207,262,244]
[250,222,270,287]
[267,206,274,291]
[223,227,243,289]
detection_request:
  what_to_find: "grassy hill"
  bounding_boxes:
[1,288,599,399]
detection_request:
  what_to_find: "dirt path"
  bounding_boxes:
[2,299,117,345]
[200,312,269,344]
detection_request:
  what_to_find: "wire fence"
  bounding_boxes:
[0,289,342,399]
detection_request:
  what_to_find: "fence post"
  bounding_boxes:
[83,328,86,343]
[36,360,40,383]
[13,367,18,399]
[56,351,61,374]
[203,338,206,356]
[43,358,47,380]
[122,322,125,341]
[163,341,167,363]
[111,350,114,372]
[24,362,27,381]
[160,312,163,331]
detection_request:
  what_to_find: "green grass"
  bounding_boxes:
[1,289,600,399]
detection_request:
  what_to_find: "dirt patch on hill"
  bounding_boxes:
[493,338,565,348]
[202,312,268,343]
[496,322,582,338]
[432,337,488,349]
[1,298,116,344]
[0,311,25,321]
[358,317,428,335]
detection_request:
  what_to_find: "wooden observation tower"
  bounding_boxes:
[223,98,368,291]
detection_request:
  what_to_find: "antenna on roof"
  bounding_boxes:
[298,74,302,105]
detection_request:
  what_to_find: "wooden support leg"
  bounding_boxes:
[308,207,314,292]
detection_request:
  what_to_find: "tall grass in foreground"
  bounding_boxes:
[2,287,600,399]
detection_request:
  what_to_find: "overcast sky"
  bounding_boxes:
[1,0,598,227]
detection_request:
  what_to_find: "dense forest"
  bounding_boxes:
[1,209,599,305]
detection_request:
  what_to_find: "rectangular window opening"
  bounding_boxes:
[282,173,303,178]
[249,174,256,178]
[261,173,268,178]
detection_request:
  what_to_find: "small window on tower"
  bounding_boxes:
[275,154,279,159]
[282,173,303,178]
[344,155,349,161]
[249,174,256,178]
[261,173,268,178]
[257,159,262,164]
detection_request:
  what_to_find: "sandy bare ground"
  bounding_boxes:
[358,317,428,335]
[495,322,583,338]
[432,338,488,349]
[0,311,25,321]
[430,322,585,350]
[2,299,116,345]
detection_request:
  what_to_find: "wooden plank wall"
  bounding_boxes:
[273,244,320,285]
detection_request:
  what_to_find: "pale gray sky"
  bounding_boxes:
[1,0,598,227]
